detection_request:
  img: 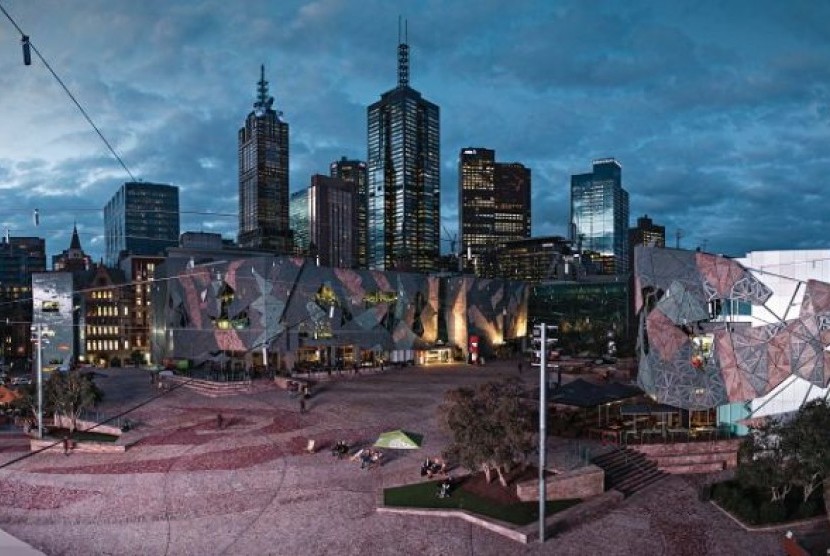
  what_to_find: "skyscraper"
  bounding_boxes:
[104,182,179,266]
[570,158,630,275]
[330,157,367,268]
[238,65,292,254]
[458,148,531,261]
[366,24,440,272]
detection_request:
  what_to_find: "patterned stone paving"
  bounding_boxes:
[0,364,797,555]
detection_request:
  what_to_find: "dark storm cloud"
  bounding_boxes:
[0,0,828,262]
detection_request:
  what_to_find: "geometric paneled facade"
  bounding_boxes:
[151,256,527,370]
[635,245,830,410]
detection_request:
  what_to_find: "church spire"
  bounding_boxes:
[69,222,82,251]
[253,64,274,116]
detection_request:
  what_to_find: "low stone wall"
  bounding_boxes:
[52,415,122,436]
[631,439,740,474]
[516,465,604,502]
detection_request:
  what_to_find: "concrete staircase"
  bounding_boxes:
[591,447,668,497]
[167,376,252,397]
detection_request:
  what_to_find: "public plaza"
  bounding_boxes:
[0,360,794,556]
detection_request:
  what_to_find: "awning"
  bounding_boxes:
[549,378,643,408]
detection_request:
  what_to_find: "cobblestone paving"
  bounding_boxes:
[0,363,791,555]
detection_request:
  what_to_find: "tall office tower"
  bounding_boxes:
[459,148,531,260]
[293,175,357,268]
[570,158,630,275]
[330,157,367,268]
[238,65,293,254]
[104,181,180,266]
[367,23,440,272]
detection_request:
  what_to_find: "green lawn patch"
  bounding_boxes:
[708,479,825,526]
[47,427,119,443]
[383,479,580,526]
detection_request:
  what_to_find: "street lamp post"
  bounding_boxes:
[34,323,43,439]
[531,322,558,543]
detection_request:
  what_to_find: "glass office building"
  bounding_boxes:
[366,31,440,272]
[570,158,630,275]
[104,182,179,266]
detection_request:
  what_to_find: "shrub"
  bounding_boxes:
[757,501,786,524]
[794,497,822,520]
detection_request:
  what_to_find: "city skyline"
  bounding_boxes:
[0,1,828,263]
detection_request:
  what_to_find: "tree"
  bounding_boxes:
[779,399,830,502]
[11,383,38,425]
[44,371,102,434]
[736,420,793,502]
[439,378,534,486]
[736,401,830,505]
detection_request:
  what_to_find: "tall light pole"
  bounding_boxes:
[532,322,558,543]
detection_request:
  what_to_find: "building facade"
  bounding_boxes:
[330,157,368,268]
[458,148,531,264]
[367,32,440,272]
[0,236,46,363]
[480,236,578,284]
[104,182,180,266]
[238,65,293,254]
[76,264,130,366]
[570,159,630,275]
[151,256,528,371]
[289,189,310,256]
[309,175,357,268]
[119,255,165,364]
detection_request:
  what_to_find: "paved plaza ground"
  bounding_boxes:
[0,360,800,555]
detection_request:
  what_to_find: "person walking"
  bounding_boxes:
[299,397,307,414]
[216,413,224,429]
[518,360,523,375]
[62,435,71,456]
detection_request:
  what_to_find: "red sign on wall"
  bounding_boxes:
[468,335,479,363]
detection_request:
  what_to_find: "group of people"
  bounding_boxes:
[352,447,384,470]
[420,457,447,478]
[330,439,350,459]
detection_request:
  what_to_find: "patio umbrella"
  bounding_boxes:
[373,429,423,449]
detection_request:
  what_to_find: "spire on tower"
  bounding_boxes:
[69,222,82,250]
[397,17,409,88]
[253,64,275,116]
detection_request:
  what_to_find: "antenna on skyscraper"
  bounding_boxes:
[397,16,409,88]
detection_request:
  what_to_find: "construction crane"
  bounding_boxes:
[441,225,462,273]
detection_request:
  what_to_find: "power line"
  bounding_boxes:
[0,2,136,182]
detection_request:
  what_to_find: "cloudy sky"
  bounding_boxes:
[0,0,828,263]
